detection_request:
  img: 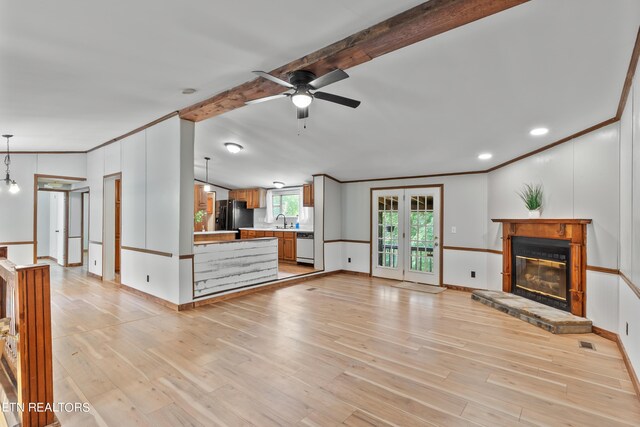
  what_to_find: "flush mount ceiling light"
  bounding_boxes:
[273,181,285,189]
[182,88,197,95]
[203,157,213,192]
[478,153,493,160]
[224,142,243,154]
[530,127,549,136]
[2,134,19,194]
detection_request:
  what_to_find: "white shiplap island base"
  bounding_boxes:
[193,238,278,298]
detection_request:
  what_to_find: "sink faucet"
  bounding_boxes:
[275,213,287,229]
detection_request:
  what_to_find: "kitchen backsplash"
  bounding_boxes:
[253,207,314,229]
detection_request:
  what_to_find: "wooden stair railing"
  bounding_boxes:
[0,247,56,427]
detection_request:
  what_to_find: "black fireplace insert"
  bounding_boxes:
[511,237,571,312]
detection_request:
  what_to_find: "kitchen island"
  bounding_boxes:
[194,230,238,243]
[193,237,278,298]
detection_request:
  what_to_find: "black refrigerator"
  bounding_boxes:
[215,200,254,235]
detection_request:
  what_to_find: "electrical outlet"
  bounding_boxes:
[471,271,476,278]
[451,226,457,234]
[146,275,150,283]
[348,258,351,263]
[627,322,629,336]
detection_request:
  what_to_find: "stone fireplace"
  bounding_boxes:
[492,219,591,317]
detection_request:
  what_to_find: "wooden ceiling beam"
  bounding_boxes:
[178,0,530,122]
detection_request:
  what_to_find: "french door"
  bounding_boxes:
[371,188,440,285]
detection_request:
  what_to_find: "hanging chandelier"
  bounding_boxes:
[2,135,20,194]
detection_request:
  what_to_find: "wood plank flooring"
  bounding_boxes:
[48,263,640,426]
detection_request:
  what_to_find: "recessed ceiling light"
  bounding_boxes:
[530,127,549,136]
[224,142,243,153]
[478,153,492,160]
[273,181,285,189]
[182,88,197,95]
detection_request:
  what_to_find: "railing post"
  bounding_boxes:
[16,264,55,427]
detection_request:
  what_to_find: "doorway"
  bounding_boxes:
[102,174,121,283]
[371,186,442,285]
[34,175,88,266]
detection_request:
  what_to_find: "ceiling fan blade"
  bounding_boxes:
[313,91,361,108]
[308,69,349,90]
[252,71,294,88]
[297,107,309,120]
[245,93,290,105]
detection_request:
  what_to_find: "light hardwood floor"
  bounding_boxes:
[49,263,640,426]
[278,263,318,279]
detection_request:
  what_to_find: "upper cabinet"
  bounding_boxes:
[194,184,207,212]
[303,183,314,207]
[229,188,266,209]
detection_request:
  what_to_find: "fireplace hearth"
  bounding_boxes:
[512,237,570,312]
[492,218,591,317]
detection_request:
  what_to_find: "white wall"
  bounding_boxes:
[487,123,620,269]
[619,75,640,379]
[68,191,82,264]
[88,116,195,305]
[36,192,50,257]
[83,192,89,250]
[0,153,86,265]
[339,173,488,286]
[313,175,324,271]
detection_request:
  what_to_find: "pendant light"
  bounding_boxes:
[203,157,212,192]
[2,135,19,194]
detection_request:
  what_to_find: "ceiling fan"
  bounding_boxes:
[246,69,361,119]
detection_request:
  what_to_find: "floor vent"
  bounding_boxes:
[307,287,317,291]
[579,341,595,350]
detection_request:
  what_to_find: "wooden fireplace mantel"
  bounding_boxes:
[492,219,592,224]
[492,218,592,317]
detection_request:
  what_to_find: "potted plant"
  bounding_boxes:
[517,183,543,218]
[194,209,206,231]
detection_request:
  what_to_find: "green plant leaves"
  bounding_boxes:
[517,183,543,210]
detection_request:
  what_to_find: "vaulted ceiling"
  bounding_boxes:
[0,0,422,150]
[1,1,639,188]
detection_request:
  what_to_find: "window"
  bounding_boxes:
[272,193,299,217]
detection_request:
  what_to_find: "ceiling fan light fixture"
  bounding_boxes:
[273,181,285,189]
[291,91,313,109]
[224,142,243,154]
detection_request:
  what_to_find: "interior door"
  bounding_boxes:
[403,189,440,284]
[371,188,440,284]
[115,179,121,274]
[56,193,66,266]
[371,190,404,280]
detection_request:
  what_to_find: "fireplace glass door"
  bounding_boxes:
[514,256,567,301]
[511,237,571,311]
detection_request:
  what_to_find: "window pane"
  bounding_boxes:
[272,194,300,217]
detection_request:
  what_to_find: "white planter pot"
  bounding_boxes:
[528,209,541,219]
